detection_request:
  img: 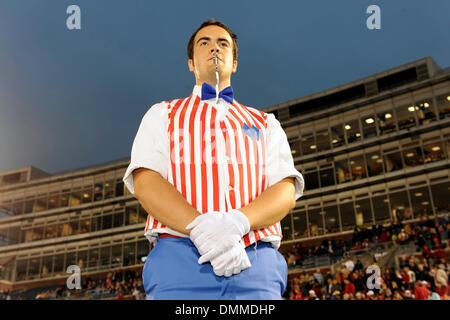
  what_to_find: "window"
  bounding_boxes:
[102,214,113,230]
[319,167,335,188]
[344,119,361,144]
[355,198,373,226]
[100,246,111,267]
[280,214,293,240]
[88,248,99,268]
[389,191,410,221]
[34,197,47,212]
[123,242,136,266]
[304,169,319,190]
[403,144,424,168]
[126,206,139,225]
[111,244,123,267]
[81,189,92,204]
[335,160,350,183]
[377,110,396,135]
[409,187,432,219]
[292,211,308,239]
[48,196,60,209]
[366,151,384,177]
[436,93,450,119]
[113,211,124,228]
[323,205,340,234]
[289,140,301,157]
[384,151,403,172]
[300,134,316,155]
[308,208,324,236]
[94,183,103,201]
[396,104,416,130]
[316,130,331,152]
[349,156,367,181]
[42,255,53,277]
[330,124,345,148]
[115,182,124,197]
[415,98,436,125]
[423,142,445,163]
[104,181,114,199]
[362,114,377,139]
[340,201,355,231]
[430,181,450,214]
[137,240,150,264]
[372,195,391,222]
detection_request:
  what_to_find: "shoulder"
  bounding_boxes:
[142,101,170,121]
[234,100,270,124]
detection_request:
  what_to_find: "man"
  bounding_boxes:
[123,19,304,300]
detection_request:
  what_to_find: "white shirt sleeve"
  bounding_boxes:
[266,113,305,200]
[122,102,169,195]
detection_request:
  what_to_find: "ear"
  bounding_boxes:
[188,59,195,72]
[232,59,238,73]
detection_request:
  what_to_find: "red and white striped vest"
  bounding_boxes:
[144,94,282,248]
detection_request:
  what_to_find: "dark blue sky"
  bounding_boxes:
[0,0,449,175]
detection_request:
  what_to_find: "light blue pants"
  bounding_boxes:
[142,236,287,300]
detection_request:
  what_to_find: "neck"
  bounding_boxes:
[196,76,231,92]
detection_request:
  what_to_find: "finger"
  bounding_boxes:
[224,267,233,278]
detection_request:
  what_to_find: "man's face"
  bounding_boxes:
[188,25,237,83]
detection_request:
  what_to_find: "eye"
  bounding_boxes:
[200,41,207,46]
[221,42,229,47]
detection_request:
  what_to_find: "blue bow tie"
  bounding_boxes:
[201,83,234,104]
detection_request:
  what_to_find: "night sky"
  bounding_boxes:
[0,0,449,175]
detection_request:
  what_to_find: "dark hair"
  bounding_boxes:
[187,19,238,61]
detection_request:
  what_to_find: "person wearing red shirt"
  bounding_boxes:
[343,279,356,295]
[414,281,430,300]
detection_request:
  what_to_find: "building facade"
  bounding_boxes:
[0,56,449,291]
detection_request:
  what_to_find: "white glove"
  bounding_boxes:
[208,241,252,277]
[186,209,250,263]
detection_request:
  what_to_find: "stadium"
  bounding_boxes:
[0,56,449,300]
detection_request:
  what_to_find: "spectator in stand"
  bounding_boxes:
[393,291,403,300]
[403,289,414,300]
[313,268,323,287]
[380,230,391,243]
[343,278,355,296]
[344,256,355,273]
[117,290,125,300]
[434,264,448,288]
[289,283,302,300]
[306,290,319,300]
[405,266,416,287]
[422,244,433,263]
[352,270,365,293]
[287,251,296,268]
[414,281,430,300]
[354,292,364,300]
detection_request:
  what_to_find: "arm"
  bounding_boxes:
[239,177,296,230]
[133,168,200,236]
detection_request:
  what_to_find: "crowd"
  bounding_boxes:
[284,214,449,269]
[0,269,146,300]
[283,214,449,300]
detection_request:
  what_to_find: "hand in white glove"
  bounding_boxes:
[207,240,252,277]
[186,209,251,263]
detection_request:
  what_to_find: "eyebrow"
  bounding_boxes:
[196,37,231,45]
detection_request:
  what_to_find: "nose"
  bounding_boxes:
[210,43,220,53]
